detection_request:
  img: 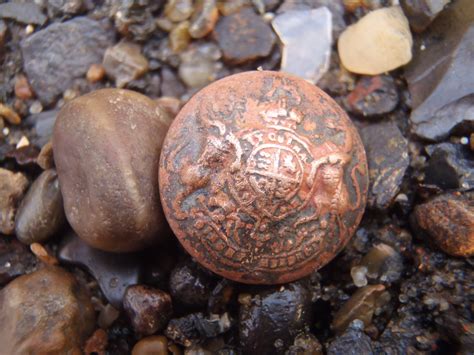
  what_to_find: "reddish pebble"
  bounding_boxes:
[132,335,170,355]
[14,75,34,100]
[84,329,108,355]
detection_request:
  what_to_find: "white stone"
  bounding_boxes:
[272,7,332,84]
[338,6,413,75]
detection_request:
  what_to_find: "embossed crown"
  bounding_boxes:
[259,107,302,129]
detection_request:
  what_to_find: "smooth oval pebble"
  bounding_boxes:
[15,169,65,244]
[53,88,170,252]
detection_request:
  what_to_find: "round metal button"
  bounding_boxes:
[159,71,368,284]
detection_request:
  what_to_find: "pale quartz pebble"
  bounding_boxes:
[338,6,413,75]
[351,265,368,287]
[272,7,332,83]
[165,0,194,22]
[103,41,149,88]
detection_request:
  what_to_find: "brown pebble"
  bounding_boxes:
[0,267,95,354]
[15,169,65,244]
[14,74,34,100]
[132,335,169,355]
[0,168,29,235]
[53,89,170,252]
[37,140,55,169]
[124,285,173,336]
[98,303,120,329]
[189,0,219,39]
[332,284,386,334]
[169,21,191,53]
[412,192,474,257]
[84,329,108,355]
[0,103,21,125]
[30,242,59,265]
[86,63,106,83]
[156,96,182,119]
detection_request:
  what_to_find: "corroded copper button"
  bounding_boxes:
[159,71,368,284]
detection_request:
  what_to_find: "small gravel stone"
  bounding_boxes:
[0,267,95,354]
[424,143,474,191]
[344,75,398,117]
[161,66,186,98]
[0,103,21,125]
[338,6,413,75]
[165,312,232,347]
[361,122,409,210]
[0,238,37,285]
[21,17,114,105]
[84,328,108,355]
[123,285,173,336]
[332,284,387,334]
[286,333,323,355]
[37,140,54,170]
[156,96,182,118]
[58,232,143,308]
[400,0,450,32]
[15,169,65,245]
[189,0,219,38]
[272,7,332,84]
[0,168,29,235]
[132,335,169,355]
[86,63,106,83]
[215,8,276,64]
[0,20,6,47]
[30,242,59,265]
[0,2,47,26]
[178,42,222,88]
[103,41,149,88]
[412,192,474,257]
[328,320,375,354]
[359,244,404,283]
[351,265,368,287]
[14,74,34,100]
[217,0,250,16]
[165,0,194,22]
[169,260,216,309]
[239,282,313,354]
[114,0,158,41]
[169,21,191,53]
[46,0,84,17]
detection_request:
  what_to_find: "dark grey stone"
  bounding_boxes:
[21,17,114,105]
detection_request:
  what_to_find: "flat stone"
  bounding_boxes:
[332,285,386,334]
[405,0,474,141]
[15,169,66,244]
[277,0,346,38]
[58,232,143,308]
[103,41,149,88]
[25,110,59,148]
[0,2,47,25]
[0,238,37,285]
[424,143,474,190]
[272,7,332,83]
[400,0,450,33]
[0,267,95,354]
[0,168,29,235]
[412,192,474,257]
[214,8,276,64]
[338,6,413,75]
[344,75,399,117]
[360,122,409,210]
[21,17,114,105]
